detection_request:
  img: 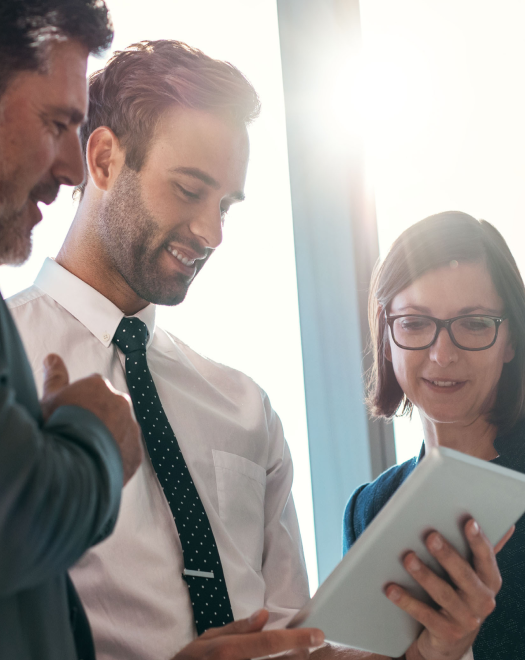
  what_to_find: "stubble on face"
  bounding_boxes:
[97,165,209,306]
[0,206,34,265]
[0,177,60,265]
[0,117,37,265]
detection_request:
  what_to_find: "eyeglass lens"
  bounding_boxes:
[392,316,498,349]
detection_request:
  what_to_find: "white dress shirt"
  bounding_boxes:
[8,257,309,660]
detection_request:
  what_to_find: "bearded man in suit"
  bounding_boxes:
[0,2,144,659]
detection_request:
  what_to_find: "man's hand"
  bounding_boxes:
[172,609,324,660]
[40,353,143,484]
[385,519,514,660]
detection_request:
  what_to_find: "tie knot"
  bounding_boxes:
[112,317,149,354]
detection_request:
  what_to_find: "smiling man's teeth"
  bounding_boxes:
[431,380,458,387]
[168,246,195,266]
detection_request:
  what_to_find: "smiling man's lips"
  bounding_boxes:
[31,191,58,206]
[39,193,58,205]
[166,244,207,266]
[28,193,58,214]
[27,198,43,224]
[29,180,60,206]
[164,247,203,278]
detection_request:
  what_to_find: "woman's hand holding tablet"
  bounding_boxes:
[292,446,525,658]
[387,520,514,660]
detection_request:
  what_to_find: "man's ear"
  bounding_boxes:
[86,126,125,191]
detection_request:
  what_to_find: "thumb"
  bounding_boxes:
[42,354,69,397]
[200,609,269,640]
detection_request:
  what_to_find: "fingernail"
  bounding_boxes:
[387,586,401,602]
[470,520,480,535]
[310,630,324,646]
[429,533,443,551]
[248,608,263,623]
[43,355,56,369]
[407,555,421,571]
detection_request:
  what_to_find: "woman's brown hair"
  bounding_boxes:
[368,211,525,433]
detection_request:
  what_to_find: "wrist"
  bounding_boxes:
[404,643,423,660]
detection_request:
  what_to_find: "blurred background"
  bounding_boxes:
[3,0,525,591]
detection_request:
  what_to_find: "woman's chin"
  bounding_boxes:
[417,404,469,427]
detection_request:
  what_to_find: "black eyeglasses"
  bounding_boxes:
[386,314,508,351]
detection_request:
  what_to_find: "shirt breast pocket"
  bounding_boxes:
[213,450,266,572]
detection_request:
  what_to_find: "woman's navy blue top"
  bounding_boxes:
[343,420,525,660]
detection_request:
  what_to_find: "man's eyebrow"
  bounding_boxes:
[49,106,86,125]
[169,167,245,201]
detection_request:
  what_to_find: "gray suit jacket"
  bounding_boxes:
[0,293,123,660]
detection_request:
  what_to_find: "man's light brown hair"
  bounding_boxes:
[367,210,525,434]
[78,39,261,195]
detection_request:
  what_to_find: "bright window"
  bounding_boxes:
[360,0,525,463]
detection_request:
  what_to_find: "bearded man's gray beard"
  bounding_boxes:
[0,176,58,266]
[0,207,33,266]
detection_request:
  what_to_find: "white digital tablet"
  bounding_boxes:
[289,446,525,657]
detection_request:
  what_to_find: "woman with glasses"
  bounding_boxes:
[344,211,525,660]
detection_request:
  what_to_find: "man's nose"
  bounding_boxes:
[51,130,85,188]
[428,327,459,366]
[189,205,224,250]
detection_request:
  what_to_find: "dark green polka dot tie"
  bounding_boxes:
[113,317,234,635]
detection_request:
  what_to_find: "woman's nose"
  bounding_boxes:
[428,327,459,366]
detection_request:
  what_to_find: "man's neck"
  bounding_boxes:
[56,205,149,316]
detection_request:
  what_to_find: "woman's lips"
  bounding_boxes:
[422,378,467,393]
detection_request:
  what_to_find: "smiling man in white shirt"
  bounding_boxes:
[8,40,314,660]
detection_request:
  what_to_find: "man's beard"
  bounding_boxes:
[0,205,33,265]
[97,165,208,306]
[0,178,59,266]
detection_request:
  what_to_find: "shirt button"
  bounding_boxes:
[103,333,110,342]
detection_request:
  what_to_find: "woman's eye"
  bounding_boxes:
[460,318,492,332]
[401,319,430,331]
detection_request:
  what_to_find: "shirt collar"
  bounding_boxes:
[34,257,156,349]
